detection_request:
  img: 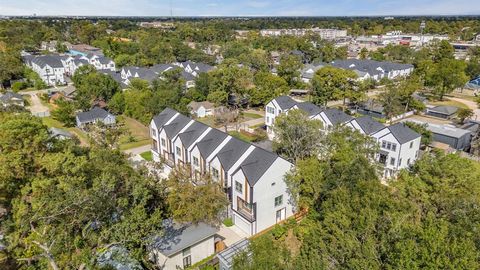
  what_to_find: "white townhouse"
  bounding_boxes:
[266,96,421,178]
[85,54,116,71]
[265,95,353,139]
[150,108,295,236]
[330,59,414,82]
[28,55,66,86]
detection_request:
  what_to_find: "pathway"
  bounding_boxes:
[449,97,480,121]
[24,90,50,117]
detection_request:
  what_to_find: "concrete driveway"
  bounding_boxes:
[24,90,50,116]
[449,97,480,121]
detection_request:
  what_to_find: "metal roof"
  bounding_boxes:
[151,219,218,257]
[217,239,250,269]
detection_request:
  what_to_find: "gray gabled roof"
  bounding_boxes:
[163,114,191,139]
[354,116,385,135]
[153,108,178,129]
[31,55,64,68]
[330,59,413,76]
[195,128,228,158]
[151,219,218,257]
[387,122,421,144]
[323,108,353,125]
[427,105,458,116]
[273,95,297,110]
[295,102,322,116]
[215,137,251,171]
[178,121,209,148]
[76,107,113,123]
[237,147,278,186]
[0,91,23,103]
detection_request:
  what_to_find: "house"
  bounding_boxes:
[48,127,73,140]
[0,91,24,107]
[67,44,104,56]
[217,239,250,270]
[150,220,219,270]
[300,63,325,83]
[356,99,386,118]
[265,95,352,137]
[150,108,295,236]
[40,41,58,52]
[76,107,116,128]
[188,101,215,118]
[27,55,66,86]
[265,96,421,178]
[426,105,458,119]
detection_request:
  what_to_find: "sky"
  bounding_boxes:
[0,0,479,17]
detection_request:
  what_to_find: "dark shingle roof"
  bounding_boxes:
[427,105,458,116]
[0,91,23,103]
[31,55,64,68]
[76,107,112,123]
[163,114,191,139]
[151,219,218,257]
[387,123,421,144]
[178,121,209,148]
[237,148,278,186]
[354,116,385,135]
[153,108,178,129]
[273,95,297,110]
[215,137,251,171]
[323,108,353,125]
[195,129,228,158]
[295,102,322,116]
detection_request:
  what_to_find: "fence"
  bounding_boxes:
[31,111,50,117]
[387,111,415,124]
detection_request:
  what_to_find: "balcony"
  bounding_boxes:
[235,197,256,222]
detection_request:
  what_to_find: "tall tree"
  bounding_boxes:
[277,54,303,87]
[311,66,358,107]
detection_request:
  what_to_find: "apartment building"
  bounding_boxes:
[24,55,67,86]
[260,28,347,40]
[150,108,295,236]
[266,96,421,178]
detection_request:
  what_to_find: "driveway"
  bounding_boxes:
[123,144,151,156]
[217,224,249,247]
[22,89,50,117]
[449,97,480,121]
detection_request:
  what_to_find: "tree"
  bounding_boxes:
[359,48,369,59]
[430,59,468,100]
[73,65,120,109]
[433,40,455,62]
[166,167,228,226]
[0,49,23,89]
[272,109,323,162]
[311,66,358,107]
[378,83,403,119]
[249,71,289,106]
[277,54,303,87]
[457,108,474,123]
[404,121,432,146]
[51,98,76,127]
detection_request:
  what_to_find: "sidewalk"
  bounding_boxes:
[217,224,249,247]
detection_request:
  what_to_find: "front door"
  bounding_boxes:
[276,208,285,223]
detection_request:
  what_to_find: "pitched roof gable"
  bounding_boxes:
[237,148,278,186]
[323,108,353,125]
[354,116,385,135]
[178,121,209,148]
[215,137,251,171]
[153,108,178,129]
[387,122,421,144]
[195,128,228,158]
[163,114,191,139]
[272,95,297,110]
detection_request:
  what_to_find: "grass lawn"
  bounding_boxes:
[429,99,470,110]
[118,115,151,150]
[249,123,264,129]
[242,112,263,120]
[140,151,153,161]
[41,117,90,145]
[196,115,217,127]
[229,130,256,142]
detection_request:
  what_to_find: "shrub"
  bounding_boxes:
[12,81,28,92]
[222,218,233,227]
[271,224,287,240]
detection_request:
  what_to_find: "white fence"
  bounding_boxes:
[32,111,50,117]
[387,111,415,124]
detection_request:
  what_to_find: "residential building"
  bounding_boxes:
[40,40,58,52]
[150,220,218,270]
[426,105,458,119]
[266,96,421,178]
[188,101,215,118]
[76,107,116,128]
[67,44,104,56]
[150,108,295,236]
[300,63,325,83]
[330,59,414,81]
[26,55,66,86]
[260,28,347,40]
[48,127,73,140]
[0,91,24,107]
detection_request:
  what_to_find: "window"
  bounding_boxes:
[182,247,191,256]
[410,141,413,148]
[381,141,387,148]
[386,142,392,150]
[391,143,397,152]
[212,167,219,179]
[193,156,199,167]
[152,139,158,152]
[183,255,191,268]
[407,158,411,165]
[266,116,270,124]
[274,195,283,207]
[176,146,181,156]
[390,157,396,166]
[161,138,166,147]
[235,181,242,193]
[267,106,275,114]
[151,128,156,137]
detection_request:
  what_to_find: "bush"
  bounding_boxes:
[271,224,287,240]
[222,217,234,227]
[11,81,28,92]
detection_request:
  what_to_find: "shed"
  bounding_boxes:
[188,101,215,118]
[426,105,458,119]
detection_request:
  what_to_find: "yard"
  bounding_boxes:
[140,151,153,161]
[117,115,151,150]
[429,98,470,110]
[41,117,90,145]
